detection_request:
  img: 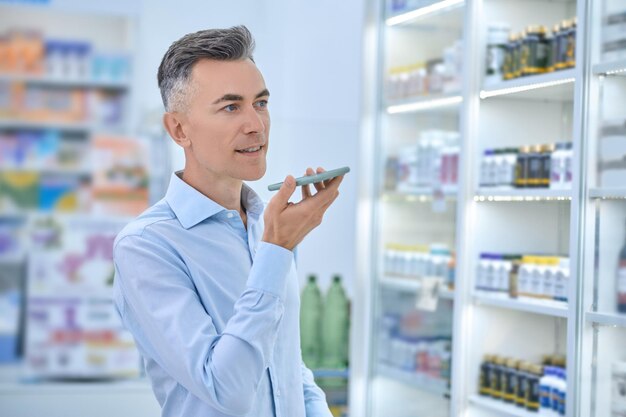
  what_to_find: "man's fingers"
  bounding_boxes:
[301,169,313,200]
[274,175,296,207]
[314,167,326,192]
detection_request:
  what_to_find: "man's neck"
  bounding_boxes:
[180,167,245,218]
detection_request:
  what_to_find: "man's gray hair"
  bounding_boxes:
[157,25,256,112]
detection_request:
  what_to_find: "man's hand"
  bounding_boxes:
[262,167,344,251]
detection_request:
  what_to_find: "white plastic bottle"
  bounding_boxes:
[563,143,574,189]
[550,143,566,190]
[539,366,557,416]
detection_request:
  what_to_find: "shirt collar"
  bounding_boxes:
[164,171,265,229]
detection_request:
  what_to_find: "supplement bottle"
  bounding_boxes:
[518,256,533,298]
[527,145,543,188]
[563,142,574,188]
[565,18,576,68]
[479,354,493,396]
[543,257,559,301]
[523,26,549,75]
[508,256,521,299]
[540,144,554,188]
[504,358,520,403]
[554,257,570,303]
[486,23,511,84]
[550,143,567,190]
[516,146,531,188]
[550,24,562,71]
[539,366,557,416]
[490,355,504,399]
[556,20,570,70]
[501,148,518,188]
[526,364,543,412]
[503,33,516,80]
[516,361,529,408]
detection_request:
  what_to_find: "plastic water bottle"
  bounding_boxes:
[321,275,350,369]
[300,275,322,369]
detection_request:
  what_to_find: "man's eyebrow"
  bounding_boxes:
[255,89,270,99]
[212,89,270,105]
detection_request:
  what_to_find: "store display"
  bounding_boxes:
[476,253,569,302]
[384,243,455,287]
[603,9,626,62]
[390,130,460,192]
[25,217,140,379]
[378,311,451,383]
[0,30,131,82]
[480,143,573,189]
[0,80,126,127]
[498,18,576,82]
[301,275,323,369]
[479,354,566,415]
[385,40,463,100]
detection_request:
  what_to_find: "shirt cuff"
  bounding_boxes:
[247,241,294,299]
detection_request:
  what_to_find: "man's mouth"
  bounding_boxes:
[236,145,264,154]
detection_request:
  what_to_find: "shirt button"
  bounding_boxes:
[226,213,234,219]
[276,390,281,397]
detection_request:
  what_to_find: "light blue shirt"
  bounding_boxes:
[113,172,332,417]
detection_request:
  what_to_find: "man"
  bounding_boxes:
[113,26,343,417]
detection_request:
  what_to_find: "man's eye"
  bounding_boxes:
[224,104,238,112]
[255,100,268,109]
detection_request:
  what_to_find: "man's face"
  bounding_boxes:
[181,58,270,182]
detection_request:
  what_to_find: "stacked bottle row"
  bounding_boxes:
[384,244,455,288]
[475,253,570,302]
[300,275,350,370]
[479,143,573,190]
[485,18,576,85]
[378,312,452,384]
[479,354,567,415]
[0,29,131,82]
[385,40,463,100]
[385,130,460,192]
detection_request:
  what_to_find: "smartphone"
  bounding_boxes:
[267,166,350,191]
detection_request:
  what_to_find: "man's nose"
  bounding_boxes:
[242,105,266,134]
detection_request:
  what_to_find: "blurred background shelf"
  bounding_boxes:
[585,312,626,328]
[473,291,568,318]
[589,187,626,200]
[593,60,626,77]
[468,394,540,417]
[480,69,576,101]
[0,73,130,90]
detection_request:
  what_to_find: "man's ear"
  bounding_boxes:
[163,112,190,148]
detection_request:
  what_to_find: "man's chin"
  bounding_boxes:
[240,167,266,182]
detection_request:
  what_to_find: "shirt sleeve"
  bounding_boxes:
[113,232,293,417]
[301,362,333,417]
